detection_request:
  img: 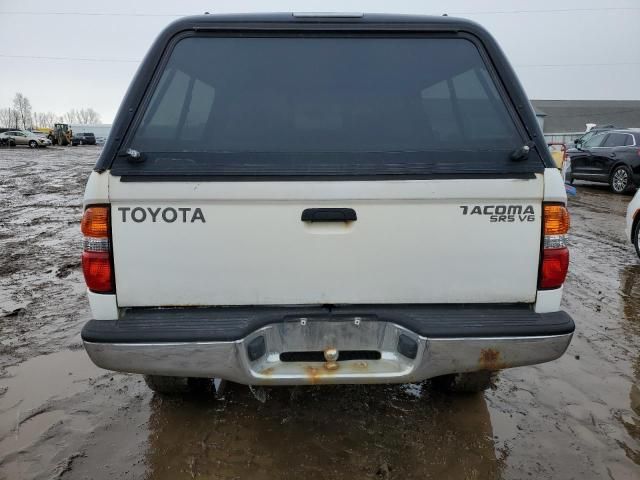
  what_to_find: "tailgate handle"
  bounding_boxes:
[301,208,357,222]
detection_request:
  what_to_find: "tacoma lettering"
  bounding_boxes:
[460,205,535,223]
[118,207,206,223]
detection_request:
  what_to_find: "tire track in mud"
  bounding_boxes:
[0,146,96,370]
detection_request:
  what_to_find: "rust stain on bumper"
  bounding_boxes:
[304,366,322,384]
[479,348,508,370]
[303,361,350,384]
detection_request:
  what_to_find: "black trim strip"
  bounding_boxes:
[81,304,575,343]
[118,172,538,182]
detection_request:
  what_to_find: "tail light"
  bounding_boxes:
[81,205,114,293]
[539,203,570,289]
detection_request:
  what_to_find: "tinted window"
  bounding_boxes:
[602,133,629,147]
[584,133,607,148]
[117,36,538,177]
[578,131,595,143]
[625,135,636,146]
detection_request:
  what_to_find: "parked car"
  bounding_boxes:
[626,190,640,257]
[80,13,574,396]
[72,132,97,146]
[566,129,640,193]
[0,130,52,148]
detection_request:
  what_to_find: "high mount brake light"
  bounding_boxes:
[81,206,114,293]
[539,203,570,290]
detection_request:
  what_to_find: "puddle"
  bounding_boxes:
[141,385,501,480]
[0,349,104,456]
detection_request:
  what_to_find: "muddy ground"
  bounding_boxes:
[0,146,638,480]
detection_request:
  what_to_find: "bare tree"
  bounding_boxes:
[12,93,33,129]
[32,111,59,129]
[2,103,102,129]
[32,112,45,128]
[10,109,20,129]
[0,108,13,128]
[63,109,75,124]
[47,112,61,127]
[0,108,21,129]
[75,108,101,124]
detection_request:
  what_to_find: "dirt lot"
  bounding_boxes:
[0,146,639,480]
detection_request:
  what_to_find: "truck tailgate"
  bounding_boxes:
[109,176,542,306]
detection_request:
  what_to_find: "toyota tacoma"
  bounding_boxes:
[80,13,574,394]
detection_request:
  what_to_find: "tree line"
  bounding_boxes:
[0,92,102,130]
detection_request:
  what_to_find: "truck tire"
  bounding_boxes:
[143,374,217,395]
[431,371,496,393]
[144,375,191,394]
[565,171,574,185]
[633,220,640,259]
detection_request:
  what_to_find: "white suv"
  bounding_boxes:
[80,13,574,394]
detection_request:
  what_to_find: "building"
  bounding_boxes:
[533,106,547,132]
[531,100,640,134]
[70,123,112,144]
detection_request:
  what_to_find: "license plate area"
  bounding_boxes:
[241,317,424,384]
[278,316,386,352]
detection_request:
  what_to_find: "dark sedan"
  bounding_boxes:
[567,129,640,193]
[72,132,97,146]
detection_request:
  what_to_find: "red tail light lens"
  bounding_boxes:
[539,203,570,290]
[81,205,113,293]
[82,251,113,292]
[539,247,569,289]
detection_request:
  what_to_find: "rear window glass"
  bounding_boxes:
[115,36,538,177]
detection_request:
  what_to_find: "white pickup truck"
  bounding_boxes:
[80,13,574,394]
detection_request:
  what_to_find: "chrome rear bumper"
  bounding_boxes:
[83,316,573,385]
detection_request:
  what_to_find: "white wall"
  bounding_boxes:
[70,124,112,143]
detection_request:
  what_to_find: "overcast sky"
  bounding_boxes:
[1,0,639,123]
